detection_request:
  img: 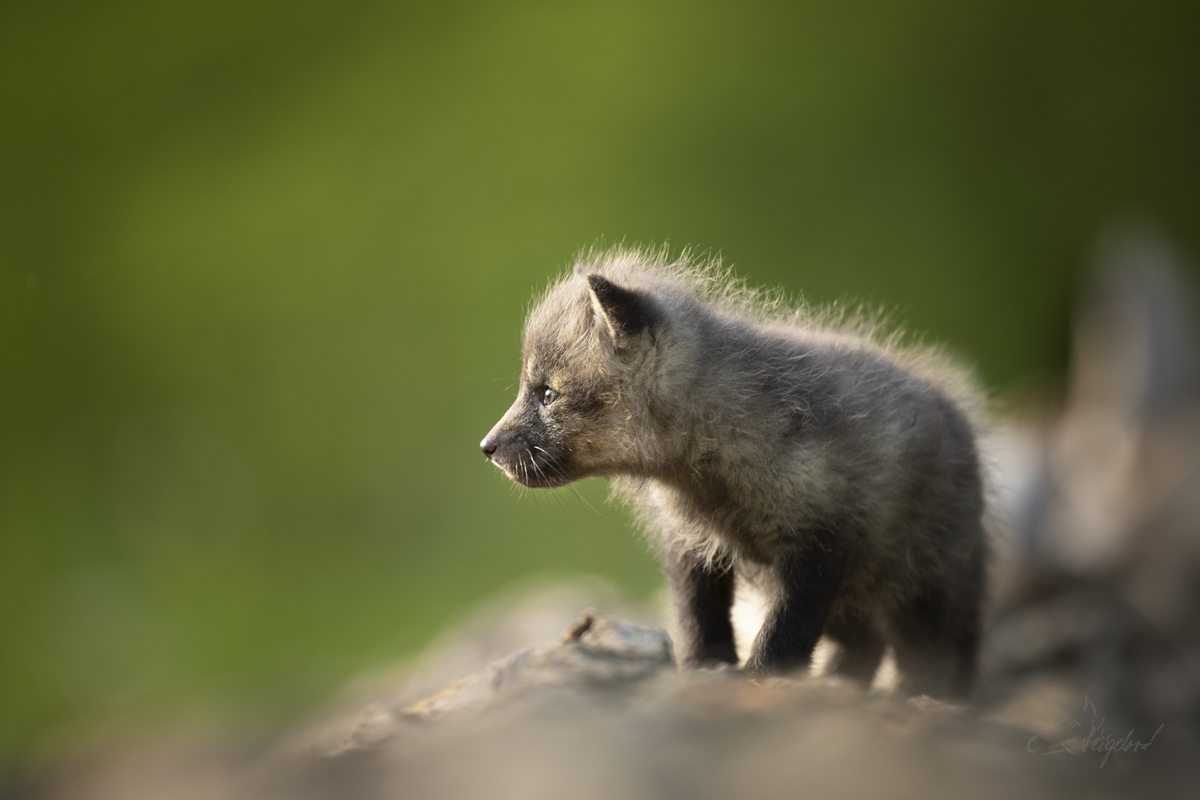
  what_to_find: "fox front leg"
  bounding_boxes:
[665,547,738,668]
[746,533,850,674]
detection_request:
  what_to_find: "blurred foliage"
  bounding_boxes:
[1,0,1197,759]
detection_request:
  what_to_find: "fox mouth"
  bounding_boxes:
[491,447,569,488]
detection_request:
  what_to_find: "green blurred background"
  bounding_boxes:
[2,0,1197,760]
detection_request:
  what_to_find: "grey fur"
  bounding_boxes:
[481,246,988,699]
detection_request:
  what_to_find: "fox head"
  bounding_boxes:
[481,268,678,487]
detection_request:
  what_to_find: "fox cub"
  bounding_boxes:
[481,248,987,699]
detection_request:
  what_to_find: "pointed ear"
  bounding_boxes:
[586,274,659,348]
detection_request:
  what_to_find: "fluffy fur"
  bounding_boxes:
[481,246,988,699]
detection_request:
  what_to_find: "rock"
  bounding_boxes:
[397,612,674,724]
[317,611,673,754]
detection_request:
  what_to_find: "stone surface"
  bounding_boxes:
[326,611,675,752]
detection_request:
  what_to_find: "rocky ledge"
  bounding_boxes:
[256,605,1188,800]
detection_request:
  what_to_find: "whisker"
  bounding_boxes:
[529,453,566,509]
[533,446,603,517]
[527,449,549,488]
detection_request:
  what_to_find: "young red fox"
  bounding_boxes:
[482,248,988,699]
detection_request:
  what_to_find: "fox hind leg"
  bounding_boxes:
[888,582,981,701]
[823,610,887,687]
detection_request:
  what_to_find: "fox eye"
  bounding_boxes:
[541,387,560,407]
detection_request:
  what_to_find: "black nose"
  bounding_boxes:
[480,435,497,458]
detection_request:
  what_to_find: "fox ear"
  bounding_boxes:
[586,274,658,348]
